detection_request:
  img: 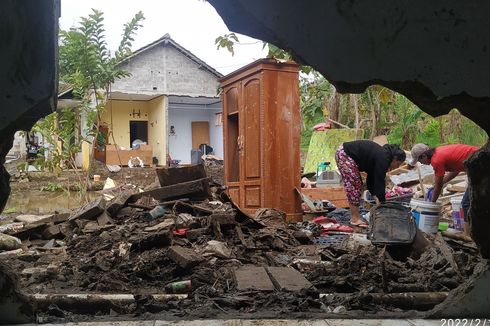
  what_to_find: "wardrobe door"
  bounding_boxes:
[240,75,263,212]
[223,84,241,205]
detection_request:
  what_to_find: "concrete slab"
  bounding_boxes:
[168,245,203,269]
[266,267,313,292]
[234,266,274,291]
[15,214,53,224]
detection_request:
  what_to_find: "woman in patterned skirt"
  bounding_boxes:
[335,140,406,228]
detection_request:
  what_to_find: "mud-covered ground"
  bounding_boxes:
[0,160,483,323]
[0,189,482,323]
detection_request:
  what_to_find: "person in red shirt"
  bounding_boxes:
[410,143,479,234]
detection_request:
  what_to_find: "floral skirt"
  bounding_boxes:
[335,145,362,206]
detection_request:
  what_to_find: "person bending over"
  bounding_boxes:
[335,140,406,228]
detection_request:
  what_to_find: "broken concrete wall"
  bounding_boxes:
[0,0,59,212]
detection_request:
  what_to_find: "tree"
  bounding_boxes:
[214,34,487,149]
[33,9,145,200]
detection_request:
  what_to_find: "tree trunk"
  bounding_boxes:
[438,116,445,144]
[328,89,341,127]
[350,94,359,129]
[368,90,380,140]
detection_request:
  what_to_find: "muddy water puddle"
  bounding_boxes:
[3,190,98,215]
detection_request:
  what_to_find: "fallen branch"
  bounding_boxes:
[327,118,350,129]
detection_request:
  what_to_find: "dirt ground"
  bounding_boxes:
[7,160,158,193]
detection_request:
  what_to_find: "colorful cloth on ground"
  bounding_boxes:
[335,145,362,206]
[431,144,479,177]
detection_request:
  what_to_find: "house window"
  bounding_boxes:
[215,112,223,126]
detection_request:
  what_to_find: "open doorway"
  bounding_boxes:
[130,120,148,147]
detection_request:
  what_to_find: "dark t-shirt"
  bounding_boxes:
[343,140,391,202]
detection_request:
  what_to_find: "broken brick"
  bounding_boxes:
[74,219,89,230]
[106,191,135,217]
[52,213,70,224]
[186,228,209,241]
[59,222,73,238]
[116,207,135,219]
[208,213,236,226]
[168,245,203,269]
[69,197,105,222]
[42,225,62,240]
[97,212,114,226]
[131,231,172,252]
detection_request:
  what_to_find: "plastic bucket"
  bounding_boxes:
[410,199,442,234]
[450,196,465,231]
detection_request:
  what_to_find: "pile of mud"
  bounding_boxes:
[0,166,482,323]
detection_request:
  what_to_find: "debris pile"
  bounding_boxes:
[0,165,482,321]
[202,154,224,186]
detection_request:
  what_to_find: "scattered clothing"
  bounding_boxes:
[335,145,362,206]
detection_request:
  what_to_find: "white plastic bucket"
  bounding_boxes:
[410,199,442,234]
[450,196,465,231]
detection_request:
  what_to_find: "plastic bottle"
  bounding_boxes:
[165,280,192,294]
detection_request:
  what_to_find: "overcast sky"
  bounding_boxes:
[59,0,267,75]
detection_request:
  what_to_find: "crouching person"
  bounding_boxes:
[335,140,406,228]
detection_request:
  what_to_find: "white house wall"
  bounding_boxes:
[168,107,223,164]
[111,44,219,98]
[208,110,224,159]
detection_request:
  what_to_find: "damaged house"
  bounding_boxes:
[95,34,224,167]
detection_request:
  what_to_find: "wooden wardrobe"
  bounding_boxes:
[220,58,302,221]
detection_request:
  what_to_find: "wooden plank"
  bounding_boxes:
[301,187,349,208]
[156,165,207,187]
[105,144,152,166]
[128,178,210,203]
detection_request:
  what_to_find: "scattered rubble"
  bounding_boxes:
[0,164,483,322]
